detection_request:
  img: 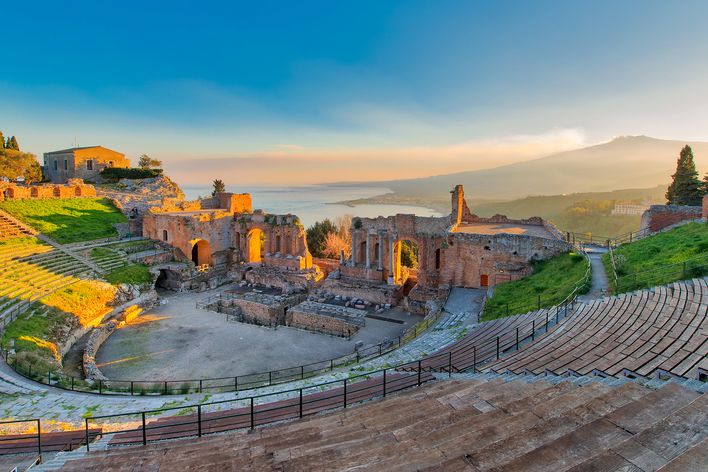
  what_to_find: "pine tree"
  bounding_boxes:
[211,179,226,196]
[7,136,19,151]
[665,145,703,206]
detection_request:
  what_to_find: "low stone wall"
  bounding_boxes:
[242,265,322,291]
[210,292,306,327]
[640,204,703,233]
[322,275,403,305]
[286,301,364,338]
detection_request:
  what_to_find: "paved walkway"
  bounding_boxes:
[0,288,482,431]
[578,246,610,302]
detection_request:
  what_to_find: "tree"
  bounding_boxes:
[6,136,19,151]
[0,149,42,183]
[666,145,703,206]
[0,131,4,149]
[322,231,349,259]
[400,240,418,269]
[137,154,162,169]
[212,179,225,196]
[306,219,338,258]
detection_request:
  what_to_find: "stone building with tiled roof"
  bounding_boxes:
[43,146,130,183]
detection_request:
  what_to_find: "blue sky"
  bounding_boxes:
[3,1,708,184]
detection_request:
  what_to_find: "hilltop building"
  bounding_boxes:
[43,146,129,183]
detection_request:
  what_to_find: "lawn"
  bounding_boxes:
[482,252,590,321]
[603,222,708,293]
[0,198,127,243]
[105,263,153,286]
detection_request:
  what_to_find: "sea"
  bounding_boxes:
[181,184,442,227]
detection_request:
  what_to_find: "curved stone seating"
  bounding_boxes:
[58,374,707,471]
[484,278,708,380]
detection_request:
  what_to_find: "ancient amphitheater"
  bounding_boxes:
[0,180,706,471]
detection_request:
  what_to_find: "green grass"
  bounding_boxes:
[0,198,127,243]
[105,263,153,286]
[603,222,708,293]
[482,252,590,321]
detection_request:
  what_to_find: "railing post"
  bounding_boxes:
[473,346,477,373]
[532,320,535,341]
[538,294,541,310]
[515,327,519,350]
[141,412,147,445]
[545,311,549,331]
[71,376,75,391]
[496,336,500,359]
[448,351,452,377]
[47,371,51,385]
[197,405,202,437]
[301,365,304,379]
[555,308,559,324]
[343,379,348,408]
[299,388,303,418]
[98,379,102,394]
[269,371,272,385]
[417,360,422,386]
[36,419,41,458]
[199,379,203,393]
[383,369,387,397]
[506,304,509,317]
[130,381,133,396]
[250,397,255,429]
[85,418,90,452]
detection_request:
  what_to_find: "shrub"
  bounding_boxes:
[100,167,163,180]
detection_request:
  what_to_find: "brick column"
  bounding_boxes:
[388,233,396,284]
[350,232,357,267]
[377,231,384,271]
[365,232,371,269]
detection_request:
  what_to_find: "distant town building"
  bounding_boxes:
[43,146,130,183]
[611,203,650,216]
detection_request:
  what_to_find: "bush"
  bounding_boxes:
[100,167,163,180]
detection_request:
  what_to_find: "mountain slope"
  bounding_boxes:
[361,136,708,200]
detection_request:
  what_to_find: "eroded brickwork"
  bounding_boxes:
[640,204,703,233]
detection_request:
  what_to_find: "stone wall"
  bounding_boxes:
[286,301,363,338]
[0,182,96,201]
[640,204,703,233]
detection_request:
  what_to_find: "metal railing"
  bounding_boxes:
[0,419,41,461]
[612,257,708,293]
[79,292,581,450]
[1,291,449,397]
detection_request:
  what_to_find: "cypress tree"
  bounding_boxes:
[7,136,19,151]
[0,131,4,149]
[665,145,703,206]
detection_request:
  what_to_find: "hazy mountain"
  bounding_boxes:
[348,136,708,200]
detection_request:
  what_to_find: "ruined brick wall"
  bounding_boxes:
[438,233,570,288]
[704,195,708,219]
[640,204,703,233]
[231,298,284,327]
[286,308,360,338]
[0,183,97,201]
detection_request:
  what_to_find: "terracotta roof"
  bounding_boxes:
[44,146,122,155]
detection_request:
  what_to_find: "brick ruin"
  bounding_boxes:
[640,197,707,233]
[142,191,319,287]
[141,184,570,332]
[326,185,570,310]
[0,180,96,200]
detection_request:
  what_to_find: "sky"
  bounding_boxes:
[3,1,708,185]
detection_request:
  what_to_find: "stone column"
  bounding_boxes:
[377,231,384,271]
[350,232,357,267]
[340,250,345,264]
[365,232,371,269]
[388,233,396,284]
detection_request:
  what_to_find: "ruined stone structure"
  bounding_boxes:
[43,146,130,183]
[142,191,317,286]
[0,180,96,200]
[330,186,570,305]
[640,201,706,233]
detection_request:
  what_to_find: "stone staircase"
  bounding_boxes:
[0,209,37,239]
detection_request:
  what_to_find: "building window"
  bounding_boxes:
[162,230,168,241]
[53,160,58,171]
[64,160,68,170]
[86,160,93,170]
[108,161,114,167]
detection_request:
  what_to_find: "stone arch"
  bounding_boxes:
[393,238,420,284]
[435,248,441,270]
[74,186,82,196]
[247,228,263,263]
[3,188,14,200]
[191,239,211,266]
[53,187,62,197]
[30,187,40,198]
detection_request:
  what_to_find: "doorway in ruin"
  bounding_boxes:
[247,228,264,263]
[394,239,419,284]
[480,274,489,287]
[191,239,211,266]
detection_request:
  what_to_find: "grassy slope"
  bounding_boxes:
[602,222,708,293]
[105,264,153,286]
[0,198,126,243]
[482,252,590,321]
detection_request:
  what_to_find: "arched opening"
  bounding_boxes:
[374,243,380,264]
[435,248,441,270]
[358,241,367,265]
[480,274,489,287]
[74,186,82,196]
[247,229,263,263]
[275,235,281,253]
[53,187,62,197]
[3,188,14,200]
[191,239,211,267]
[30,187,39,198]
